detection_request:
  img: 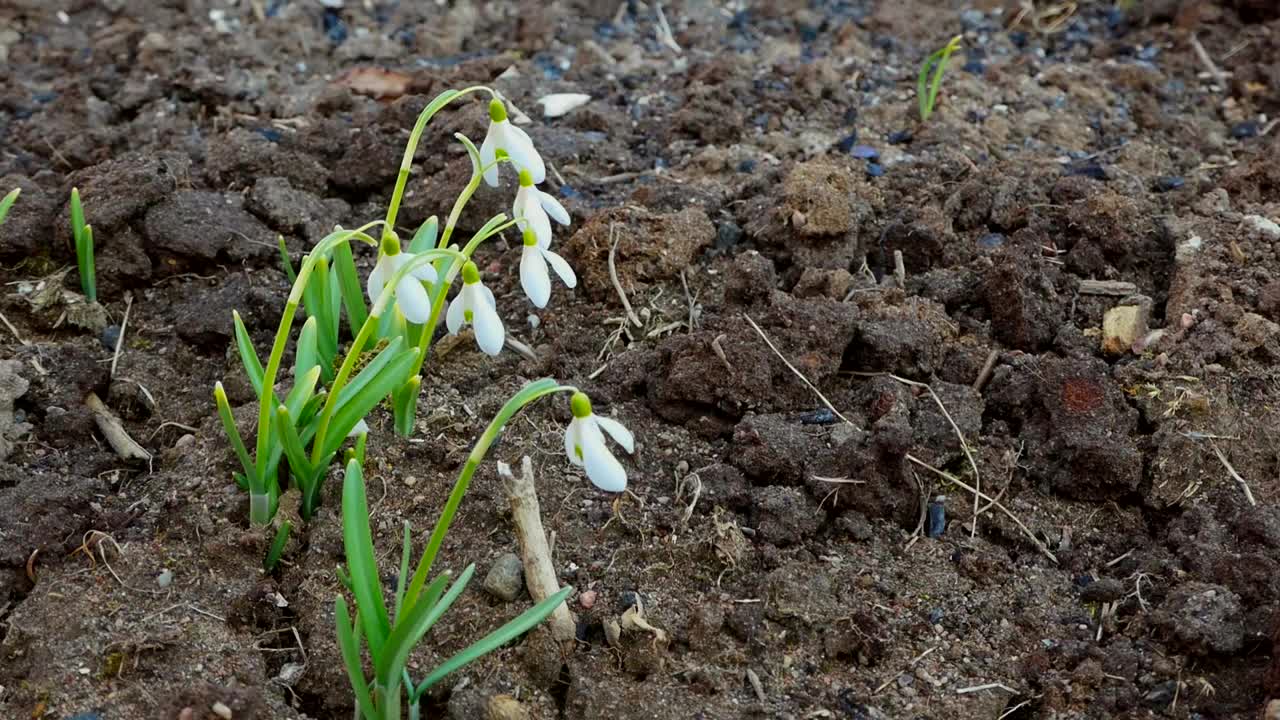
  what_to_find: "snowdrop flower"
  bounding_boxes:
[348,419,369,438]
[367,235,438,324]
[519,227,576,309]
[445,261,504,356]
[564,392,634,492]
[480,98,545,187]
[513,169,570,249]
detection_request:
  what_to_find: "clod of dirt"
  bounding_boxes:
[846,296,956,378]
[731,413,819,486]
[483,552,526,601]
[16,341,109,448]
[0,467,103,600]
[205,128,330,193]
[247,176,350,243]
[753,485,823,546]
[0,175,59,258]
[64,152,190,234]
[562,205,715,302]
[793,267,855,300]
[743,158,879,271]
[982,243,1064,351]
[724,250,776,306]
[173,274,280,351]
[1152,582,1244,656]
[144,191,275,272]
[0,359,31,461]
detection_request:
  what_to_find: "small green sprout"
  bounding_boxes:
[0,188,19,225]
[918,34,964,123]
[70,188,97,303]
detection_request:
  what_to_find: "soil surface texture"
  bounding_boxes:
[2,1,1280,719]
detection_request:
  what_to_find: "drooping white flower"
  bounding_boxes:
[513,169,570,249]
[519,227,576,309]
[445,261,504,356]
[367,238,438,324]
[480,98,545,187]
[348,419,369,437]
[563,392,634,492]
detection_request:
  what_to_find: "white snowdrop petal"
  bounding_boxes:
[395,276,432,324]
[520,246,551,309]
[512,186,534,224]
[407,256,438,283]
[537,93,591,118]
[581,424,627,492]
[564,418,584,467]
[445,295,464,335]
[480,284,497,309]
[479,125,500,187]
[594,415,635,454]
[500,123,546,184]
[348,419,369,438]
[471,299,506,356]
[367,256,391,305]
[538,190,571,226]
[543,248,577,289]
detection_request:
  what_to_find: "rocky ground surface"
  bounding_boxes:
[2,1,1280,718]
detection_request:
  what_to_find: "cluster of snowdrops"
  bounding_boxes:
[213,87,633,720]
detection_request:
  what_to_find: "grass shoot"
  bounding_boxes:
[918,34,964,123]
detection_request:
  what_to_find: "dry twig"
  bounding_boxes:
[498,457,577,644]
[608,223,642,327]
[744,314,856,428]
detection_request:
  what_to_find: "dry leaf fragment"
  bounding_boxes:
[335,67,412,99]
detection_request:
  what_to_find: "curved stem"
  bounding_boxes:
[309,249,464,465]
[401,380,576,612]
[384,85,494,238]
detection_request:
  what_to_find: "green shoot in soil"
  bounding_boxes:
[918,35,963,123]
[0,188,18,225]
[70,188,97,302]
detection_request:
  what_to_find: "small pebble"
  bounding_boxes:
[482,552,525,602]
[211,702,233,720]
[866,163,885,177]
[887,130,912,145]
[978,233,1005,249]
[1230,121,1259,139]
[848,144,879,160]
[798,408,836,425]
[579,589,598,609]
[926,498,946,538]
[1155,176,1184,192]
[100,324,121,351]
[157,569,173,588]
[835,132,859,154]
[1136,45,1160,62]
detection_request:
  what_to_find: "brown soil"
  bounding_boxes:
[2,1,1280,718]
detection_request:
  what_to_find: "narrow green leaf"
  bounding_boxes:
[284,365,320,420]
[335,598,379,720]
[334,335,407,410]
[376,564,475,689]
[415,585,575,696]
[78,225,97,303]
[214,382,255,479]
[295,316,319,385]
[264,520,291,572]
[332,240,369,332]
[69,187,85,244]
[0,188,19,225]
[274,405,312,480]
[408,216,439,254]
[392,376,420,438]
[393,521,412,624]
[341,460,391,661]
[277,235,297,284]
[232,310,266,396]
[324,348,418,459]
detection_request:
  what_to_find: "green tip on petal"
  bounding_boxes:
[461,261,481,285]
[570,392,592,419]
[518,169,534,187]
[488,98,508,123]
[380,231,401,256]
[522,227,538,246]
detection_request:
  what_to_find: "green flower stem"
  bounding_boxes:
[309,248,464,466]
[383,85,494,240]
[409,216,520,378]
[251,225,381,524]
[401,379,576,613]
